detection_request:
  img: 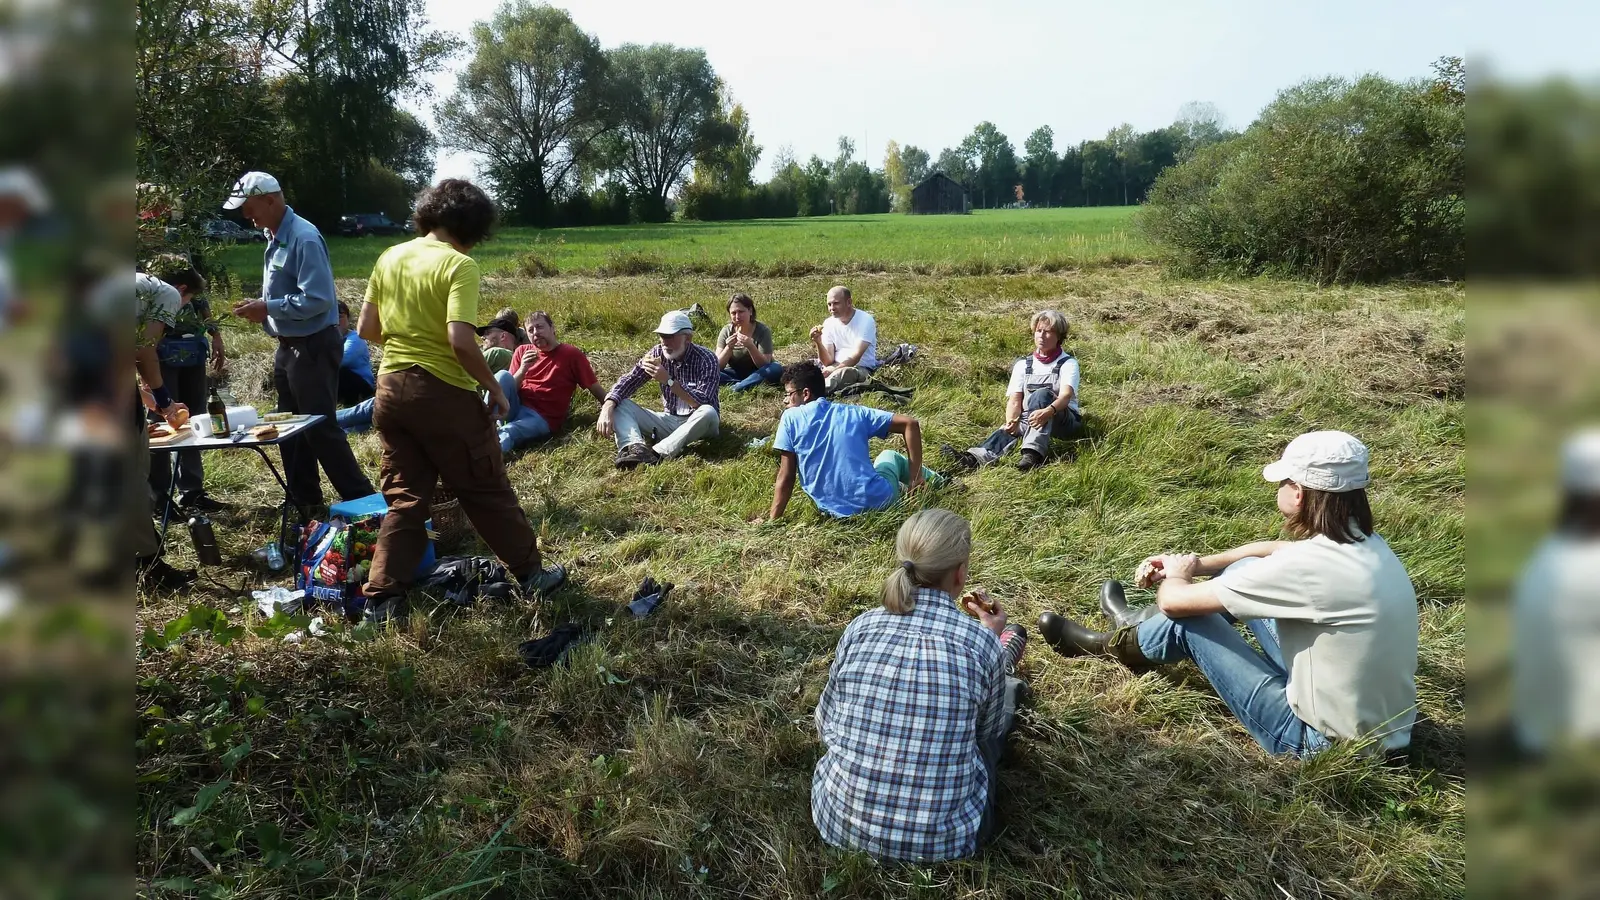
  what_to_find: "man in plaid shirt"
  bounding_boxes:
[597,310,721,469]
[813,583,1027,860]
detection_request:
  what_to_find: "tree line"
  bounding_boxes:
[135,0,1232,229]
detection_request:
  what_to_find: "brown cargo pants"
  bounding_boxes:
[365,365,540,597]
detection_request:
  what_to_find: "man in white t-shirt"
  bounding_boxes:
[949,309,1081,472]
[809,285,878,394]
[1036,431,1420,757]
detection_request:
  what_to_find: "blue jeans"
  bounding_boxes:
[1134,561,1330,757]
[493,370,552,453]
[720,361,784,393]
[338,397,375,433]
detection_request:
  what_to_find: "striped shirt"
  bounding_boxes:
[812,587,1007,861]
[604,341,720,416]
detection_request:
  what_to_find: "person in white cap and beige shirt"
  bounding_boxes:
[597,310,722,469]
[1035,430,1420,757]
[1511,428,1600,753]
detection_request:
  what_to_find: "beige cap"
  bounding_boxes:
[1262,431,1371,492]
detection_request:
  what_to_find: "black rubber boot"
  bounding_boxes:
[1099,579,1131,625]
[1036,611,1108,657]
[1104,624,1161,674]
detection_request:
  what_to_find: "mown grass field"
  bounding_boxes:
[216,207,1147,280]
[139,215,1464,899]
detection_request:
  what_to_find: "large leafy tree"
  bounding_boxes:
[1021,126,1055,206]
[899,145,931,186]
[262,0,455,223]
[599,43,722,221]
[957,121,1018,208]
[438,1,609,225]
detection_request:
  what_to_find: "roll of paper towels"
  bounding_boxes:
[190,405,260,435]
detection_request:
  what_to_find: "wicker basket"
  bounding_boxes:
[429,484,475,551]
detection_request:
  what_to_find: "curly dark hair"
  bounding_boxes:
[781,360,826,402]
[412,179,497,248]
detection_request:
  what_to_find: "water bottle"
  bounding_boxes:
[265,541,285,571]
[187,515,222,566]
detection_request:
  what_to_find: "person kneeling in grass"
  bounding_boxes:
[758,361,942,522]
[1036,431,1419,758]
[813,509,1028,861]
[947,309,1081,473]
[493,310,604,453]
[357,178,566,625]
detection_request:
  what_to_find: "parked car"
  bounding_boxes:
[201,219,266,243]
[337,213,408,237]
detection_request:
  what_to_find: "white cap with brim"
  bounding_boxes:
[1562,429,1600,493]
[654,310,694,335]
[223,171,281,210]
[0,168,49,213]
[1261,430,1371,493]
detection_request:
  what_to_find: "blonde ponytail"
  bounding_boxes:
[882,509,972,614]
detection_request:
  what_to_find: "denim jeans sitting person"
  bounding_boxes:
[1035,431,1420,759]
[715,292,783,393]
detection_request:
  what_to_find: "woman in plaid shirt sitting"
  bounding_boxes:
[812,509,1029,860]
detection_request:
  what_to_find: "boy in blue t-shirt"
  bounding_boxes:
[337,301,376,406]
[760,361,941,521]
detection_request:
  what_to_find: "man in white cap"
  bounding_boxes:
[1511,428,1600,753]
[224,171,373,509]
[597,310,721,469]
[1035,431,1420,758]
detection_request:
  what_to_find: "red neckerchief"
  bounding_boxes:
[1034,347,1063,364]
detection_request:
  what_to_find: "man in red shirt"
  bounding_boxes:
[493,310,605,453]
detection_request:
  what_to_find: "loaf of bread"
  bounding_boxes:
[250,423,279,440]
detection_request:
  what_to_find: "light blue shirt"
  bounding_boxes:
[341,330,374,386]
[773,399,897,517]
[260,206,337,338]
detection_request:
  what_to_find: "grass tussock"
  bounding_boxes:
[140,265,1462,898]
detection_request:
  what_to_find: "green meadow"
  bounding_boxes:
[216,207,1148,280]
[139,213,1464,899]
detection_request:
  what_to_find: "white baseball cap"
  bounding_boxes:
[223,171,281,209]
[0,167,48,213]
[1561,429,1600,493]
[653,310,694,335]
[1262,431,1371,492]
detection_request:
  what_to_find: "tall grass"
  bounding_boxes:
[137,266,1463,898]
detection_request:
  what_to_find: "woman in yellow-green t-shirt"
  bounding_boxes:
[354,179,567,625]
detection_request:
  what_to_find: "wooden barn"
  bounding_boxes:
[909,172,969,215]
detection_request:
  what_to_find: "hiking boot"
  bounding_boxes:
[362,594,407,627]
[634,444,663,467]
[179,493,228,513]
[999,623,1028,673]
[614,443,650,470]
[518,563,568,600]
[1017,449,1046,471]
[940,443,980,472]
[137,556,196,592]
[1036,611,1107,657]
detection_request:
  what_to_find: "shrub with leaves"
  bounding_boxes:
[1138,58,1464,284]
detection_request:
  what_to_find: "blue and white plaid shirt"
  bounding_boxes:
[811,587,1007,861]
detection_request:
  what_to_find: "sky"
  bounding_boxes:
[415,0,1598,184]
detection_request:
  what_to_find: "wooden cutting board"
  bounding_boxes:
[149,427,195,447]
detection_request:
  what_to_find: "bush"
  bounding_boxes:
[1138,63,1464,283]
